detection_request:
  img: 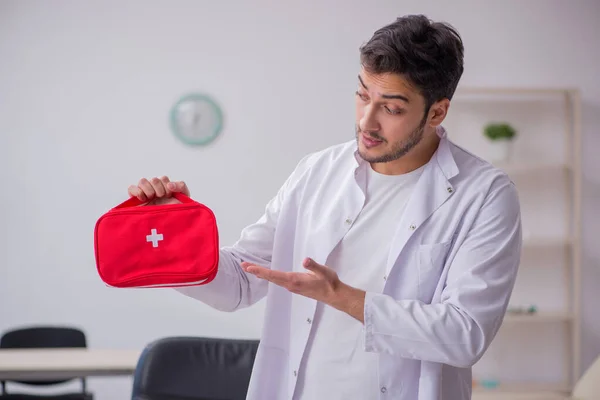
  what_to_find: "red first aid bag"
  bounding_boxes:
[94,192,219,288]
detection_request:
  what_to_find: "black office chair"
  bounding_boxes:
[131,336,259,400]
[0,326,93,400]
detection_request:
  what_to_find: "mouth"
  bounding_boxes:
[360,132,384,149]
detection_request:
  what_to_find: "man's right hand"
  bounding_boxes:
[127,176,190,206]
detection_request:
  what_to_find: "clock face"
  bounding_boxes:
[169,93,223,146]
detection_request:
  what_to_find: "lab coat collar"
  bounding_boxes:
[432,125,459,180]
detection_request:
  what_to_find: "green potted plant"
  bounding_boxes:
[483,123,517,163]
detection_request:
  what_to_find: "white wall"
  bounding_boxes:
[1,1,599,398]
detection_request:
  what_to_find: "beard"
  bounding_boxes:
[355,114,428,164]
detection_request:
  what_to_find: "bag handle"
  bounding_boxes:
[112,192,195,210]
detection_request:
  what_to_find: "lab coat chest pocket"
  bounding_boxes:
[417,240,452,303]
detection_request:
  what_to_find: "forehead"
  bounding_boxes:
[358,68,421,102]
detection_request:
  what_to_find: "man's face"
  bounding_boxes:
[354,69,430,164]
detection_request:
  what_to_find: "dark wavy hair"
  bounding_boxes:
[360,15,464,112]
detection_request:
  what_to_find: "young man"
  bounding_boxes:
[128,15,521,400]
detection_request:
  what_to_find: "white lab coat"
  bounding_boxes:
[177,126,522,400]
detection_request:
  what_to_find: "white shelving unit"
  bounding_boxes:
[443,87,582,400]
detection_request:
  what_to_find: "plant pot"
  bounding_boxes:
[488,139,513,164]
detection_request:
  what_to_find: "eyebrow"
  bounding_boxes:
[358,75,410,103]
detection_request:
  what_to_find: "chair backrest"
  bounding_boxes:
[131,336,259,400]
[0,326,87,389]
[1,326,86,349]
[571,354,600,400]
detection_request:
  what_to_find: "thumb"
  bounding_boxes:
[303,258,325,274]
[167,181,190,196]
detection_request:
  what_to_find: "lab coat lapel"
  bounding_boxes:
[385,133,458,275]
[307,164,366,267]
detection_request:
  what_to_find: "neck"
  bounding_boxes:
[370,132,440,175]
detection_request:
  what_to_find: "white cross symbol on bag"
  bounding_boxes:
[146,228,164,248]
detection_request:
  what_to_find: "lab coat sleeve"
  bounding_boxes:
[363,176,522,368]
[175,153,315,312]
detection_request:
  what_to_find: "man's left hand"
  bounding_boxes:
[241,258,366,323]
[242,257,339,303]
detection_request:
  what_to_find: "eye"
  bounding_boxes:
[355,91,369,101]
[384,106,403,115]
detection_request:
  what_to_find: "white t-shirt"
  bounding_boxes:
[293,163,425,400]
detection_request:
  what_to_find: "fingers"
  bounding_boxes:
[127,185,147,202]
[149,176,168,198]
[158,176,172,197]
[242,262,306,293]
[242,262,267,276]
[167,181,190,196]
[242,263,286,284]
[129,176,191,201]
[137,178,156,200]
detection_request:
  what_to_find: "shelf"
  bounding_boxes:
[503,312,573,323]
[453,87,578,105]
[447,85,582,390]
[473,392,567,400]
[493,162,570,176]
[456,87,577,96]
[522,237,570,249]
[473,382,570,400]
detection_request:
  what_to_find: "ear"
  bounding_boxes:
[427,98,450,128]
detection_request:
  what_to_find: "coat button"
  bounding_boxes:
[381,386,387,393]
[307,318,312,324]
[293,370,297,377]
[447,187,453,193]
[345,218,353,225]
[409,224,416,230]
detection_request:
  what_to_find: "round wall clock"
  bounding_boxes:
[169,93,223,146]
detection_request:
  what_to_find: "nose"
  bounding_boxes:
[359,104,379,133]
